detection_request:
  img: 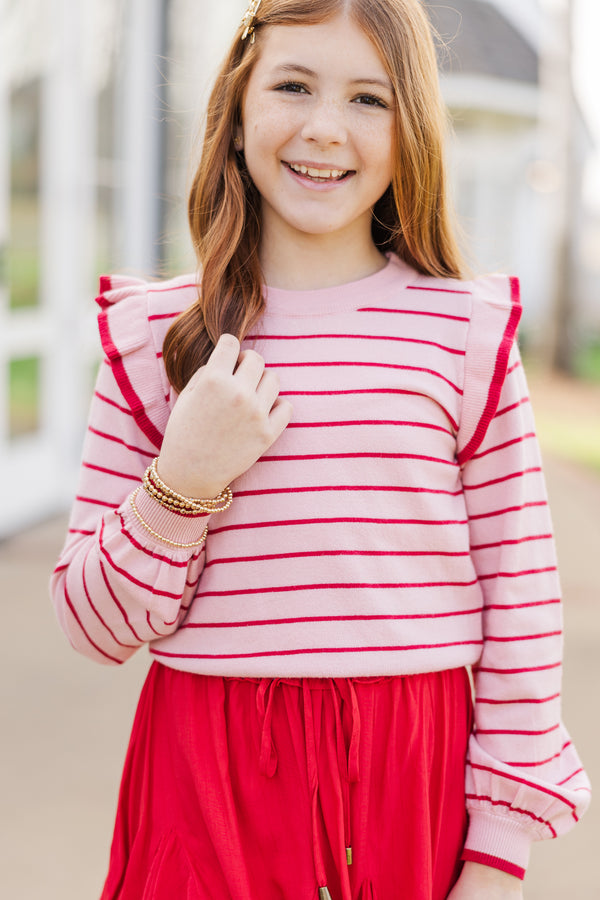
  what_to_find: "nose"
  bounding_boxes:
[300,98,348,147]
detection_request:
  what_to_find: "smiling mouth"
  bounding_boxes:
[285,162,351,182]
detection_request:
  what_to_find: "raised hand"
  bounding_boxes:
[156,334,293,499]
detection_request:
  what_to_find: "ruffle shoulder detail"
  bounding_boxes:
[456,274,522,465]
[95,273,198,451]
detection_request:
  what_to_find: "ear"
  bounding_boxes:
[233,126,244,151]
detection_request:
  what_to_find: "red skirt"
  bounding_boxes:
[101,663,472,900]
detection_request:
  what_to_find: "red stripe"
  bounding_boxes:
[148,282,196,294]
[483,599,561,612]
[476,693,560,705]
[82,557,138,650]
[234,484,462,499]
[406,284,472,296]
[94,390,134,415]
[151,637,483,660]
[557,768,585,786]
[88,426,155,459]
[470,534,553,551]
[208,515,468,536]
[358,304,470,319]
[195,578,479,599]
[98,310,164,449]
[146,610,163,635]
[182,606,483,628]
[277,388,459,430]
[461,851,525,882]
[259,451,458,467]
[495,396,530,417]
[266,359,463,394]
[468,500,547,521]
[457,279,521,464]
[100,542,184,601]
[476,724,560,737]
[469,432,536,462]
[478,566,557,580]
[98,558,144,643]
[286,419,453,435]
[75,495,120,509]
[97,524,144,641]
[82,461,141,482]
[462,467,542,491]
[485,631,561,643]
[69,528,95,536]
[504,743,571,768]
[147,311,182,320]
[63,584,123,664]
[203,548,470,569]
[475,661,561,675]
[468,762,577,813]
[247,331,465,356]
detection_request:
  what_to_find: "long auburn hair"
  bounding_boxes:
[164,0,466,393]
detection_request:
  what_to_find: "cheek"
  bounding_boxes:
[361,119,394,165]
[244,100,298,147]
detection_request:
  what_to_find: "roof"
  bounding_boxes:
[425,0,539,84]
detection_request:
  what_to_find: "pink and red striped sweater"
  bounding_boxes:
[50,254,590,876]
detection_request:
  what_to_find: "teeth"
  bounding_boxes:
[289,163,347,179]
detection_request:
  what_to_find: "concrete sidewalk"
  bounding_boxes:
[1,454,598,899]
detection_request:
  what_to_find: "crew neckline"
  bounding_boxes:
[263,253,415,317]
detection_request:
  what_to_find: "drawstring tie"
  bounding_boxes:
[257,678,361,900]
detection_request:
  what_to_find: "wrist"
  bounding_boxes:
[155,457,228,501]
[460,861,523,895]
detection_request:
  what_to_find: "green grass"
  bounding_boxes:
[9,356,40,437]
[575,342,600,383]
[535,414,600,474]
[8,247,40,309]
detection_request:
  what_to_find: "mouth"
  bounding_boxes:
[285,162,352,183]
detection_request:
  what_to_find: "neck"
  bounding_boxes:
[259,229,387,290]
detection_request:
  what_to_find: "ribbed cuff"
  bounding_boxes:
[462,809,533,879]
[461,850,525,881]
[126,487,211,548]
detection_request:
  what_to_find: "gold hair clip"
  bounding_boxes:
[241,0,262,43]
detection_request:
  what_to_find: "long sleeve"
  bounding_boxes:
[50,355,209,666]
[459,344,591,877]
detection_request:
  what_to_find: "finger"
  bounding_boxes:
[256,369,281,412]
[234,349,266,389]
[205,333,241,373]
[267,397,293,438]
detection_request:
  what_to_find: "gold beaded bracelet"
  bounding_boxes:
[130,489,209,548]
[143,472,201,516]
[143,458,233,516]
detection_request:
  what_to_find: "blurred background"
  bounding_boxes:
[1,0,598,897]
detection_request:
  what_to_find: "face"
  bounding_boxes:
[239,14,395,255]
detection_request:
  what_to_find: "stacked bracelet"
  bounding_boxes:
[142,457,233,516]
[130,489,209,548]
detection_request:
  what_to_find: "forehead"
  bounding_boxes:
[251,15,390,80]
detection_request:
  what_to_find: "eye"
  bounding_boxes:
[274,81,309,94]
[353,93,389,109]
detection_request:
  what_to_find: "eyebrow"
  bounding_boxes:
[273,64,393,92]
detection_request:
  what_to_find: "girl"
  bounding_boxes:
[50,1,590,898]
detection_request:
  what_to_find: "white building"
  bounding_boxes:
[0,0,596,537]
